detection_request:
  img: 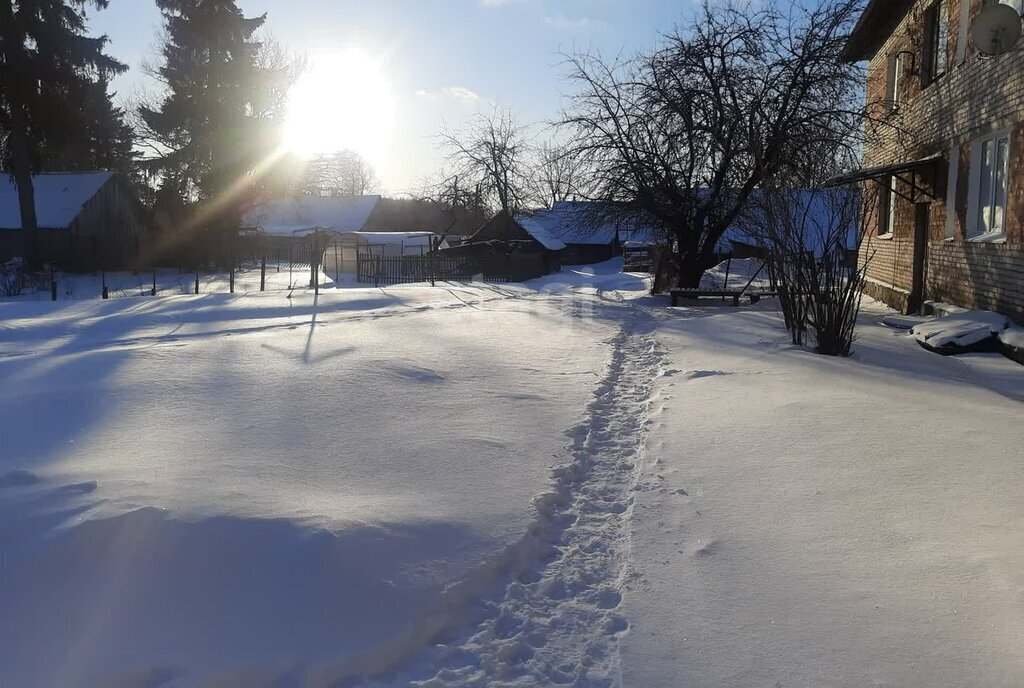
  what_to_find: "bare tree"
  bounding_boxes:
[560,0,867,288]
[302,149,380,197]
[741,185,874,355]
[440,106,532,216]
[532,141,587,207]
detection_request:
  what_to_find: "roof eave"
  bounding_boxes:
[841,0,916,63]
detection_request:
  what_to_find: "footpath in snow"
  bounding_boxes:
[0,262,649,687]
[3,259,1024,687]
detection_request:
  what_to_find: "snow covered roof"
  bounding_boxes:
[341,231,436,245]
[720,189,860,257]
[514,201,660,249]
[0,172,114,230]
[516,214,567,250]
[243,195,381,236]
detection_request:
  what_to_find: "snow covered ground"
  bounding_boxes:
[622,300,1024,687]
[2,260,1023,687]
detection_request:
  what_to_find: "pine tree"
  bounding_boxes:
[0,0,127,266]
[38,77,136,178]
[140,0,278,253]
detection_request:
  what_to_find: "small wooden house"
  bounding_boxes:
[0,172,147,270]
[465,202,661,265]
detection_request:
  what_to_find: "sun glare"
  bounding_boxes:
[284,49,396,166]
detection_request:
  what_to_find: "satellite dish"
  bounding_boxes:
[971,4,1022,56]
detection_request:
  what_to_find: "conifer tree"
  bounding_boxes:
[139,0,280,250]
[0,0,126,265]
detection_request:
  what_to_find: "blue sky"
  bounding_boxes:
[88,0,689,194]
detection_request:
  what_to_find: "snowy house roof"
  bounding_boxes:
[243,195,381,236]
[341,231,436,246]
[719,189,860,256]
[0,171,115,230]
[513,201,661,249]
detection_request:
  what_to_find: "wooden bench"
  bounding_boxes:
[670,289,743,307]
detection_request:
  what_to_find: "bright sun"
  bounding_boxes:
[284,49,396,166]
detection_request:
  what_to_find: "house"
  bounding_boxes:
[360,197,486,244]
[836,0,1024,320]
[0,171,147,270]
[466,201,662,265]
[242,194,381,239]
[722,189,861,260]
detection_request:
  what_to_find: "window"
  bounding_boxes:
[880,176,898,236]
[923,2,948,86]
[944,144,959,239]
[887,52,903,110]
[974,133,1010,237]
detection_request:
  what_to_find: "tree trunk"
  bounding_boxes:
[675,257,705,289]
[0,0,39,266]
[8,112,38,266]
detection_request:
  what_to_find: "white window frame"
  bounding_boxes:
[966,131,1011,241]
[887,52,903,110]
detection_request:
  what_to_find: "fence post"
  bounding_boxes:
[151,267,157,296]
[229,265,235,293]
[195,264,200,295]
[334,240,340,282]
[312,228,319,292]
[50,265,57,302]
[260,256,266,292]
[101,269,108,299]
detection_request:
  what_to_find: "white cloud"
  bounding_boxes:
[415,86,482,103]
[543,13,597,31]
[480,0,525,6]
[443,86,481,102]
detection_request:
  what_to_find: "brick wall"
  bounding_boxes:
[928,241,1024,319]
[856,0,1024,322]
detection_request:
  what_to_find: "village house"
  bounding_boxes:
[466,201,661,265]
[0,171,147,270]
[837,0,1024,320]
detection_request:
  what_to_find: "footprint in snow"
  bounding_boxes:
[389,366,446,383]
[686,369,732,380]
[694,539,719,557]
[595,589,622,610]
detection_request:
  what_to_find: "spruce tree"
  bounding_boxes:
[0,0,126,266]
[38,77,136,178]
[140,0,276,252]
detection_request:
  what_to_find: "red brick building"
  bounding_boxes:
[842,0,1024,321]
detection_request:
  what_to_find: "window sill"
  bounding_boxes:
[966,232,1006,244]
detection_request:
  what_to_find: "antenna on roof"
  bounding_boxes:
[970,3,1022,56]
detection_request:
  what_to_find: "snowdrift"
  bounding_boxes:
[699,258,771,291]
[910,309,1009,354]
